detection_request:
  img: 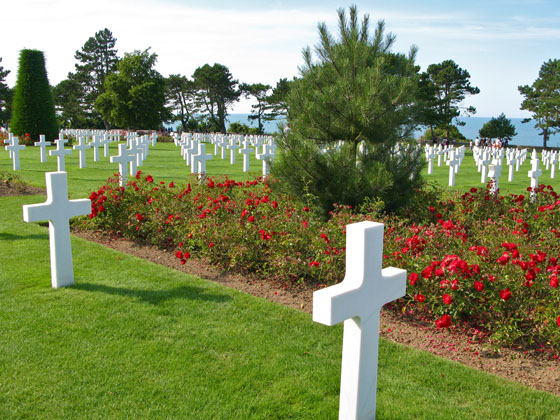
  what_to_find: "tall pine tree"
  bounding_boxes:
[10,50,58,141]
[0,57,12,125]
[73,28,119,128]
[272,6,423,215]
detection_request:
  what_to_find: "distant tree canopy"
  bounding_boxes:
[193,63,240,133]
[10,49,58,140]
[518,58,560,148]
[240,82,271,134]
[478,113,517,141]
[165,74,199,131]
[417,59,480,138]
[96,48,170,129]
[272,6,424,215]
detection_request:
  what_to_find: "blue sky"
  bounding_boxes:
[3,0,560,117]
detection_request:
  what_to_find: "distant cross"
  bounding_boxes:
[313,221,406,420]
[89,135,104,161]
[184,140,199,167]
[34,135,51,163]
[425,147,436,175]
[4,132,14,158]
[151,132,158,147]
[239,138,254,172]
[110,143,136,186]
[191,143,213,175]
[446,149,459,186]
[73,135,91,168]
[549,152,558,179]
[49,137,72,171]
[218,135,228,159]
[6,136,26,170]
[436,145,444,166]
[256,144,275,176]
[128,145,139,177]
[100,134,111,157]
[488,162,502,194]
[22,171,91,289]
[506,154,517,182]
[227,138,240,164]
[528,150,542,202]
[480,151,491,184]
[125,131,137,147]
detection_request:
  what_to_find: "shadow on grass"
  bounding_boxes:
[0,232,49,241]
[74,282,233,305]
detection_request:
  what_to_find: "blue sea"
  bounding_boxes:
[222,114,560,148]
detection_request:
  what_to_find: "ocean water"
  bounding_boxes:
[223,114,560,148]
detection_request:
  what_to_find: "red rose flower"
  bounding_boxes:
[309,260,320,267]
[303,206,310,212]
[557,316,560,328]
[415,294,425,302]
[436,314,451,329]
[136,214,144,222]
[175,251,183,259]
[474,281,484,292]
[500,288,512,301]
[409,272,419,285]
[550,275,559,288]
[442,293,452,305]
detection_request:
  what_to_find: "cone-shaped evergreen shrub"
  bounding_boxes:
[11,49,58,141]
[271,6,425,216]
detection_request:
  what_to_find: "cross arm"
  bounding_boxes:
[313,282,363,326]
[23,202,52,223]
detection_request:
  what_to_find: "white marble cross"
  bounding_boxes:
[256,144,275,176]
[480,151,491,184]
[6,136,26,170]
[49,138,72,171]
[488,163,502,194]
[313,221,406,420]
[239,138,254,172]
[528,150,542,201]
[73,136,91,168]
[22,171,91,289]
[426,147,436,175]
[227,138,240,164]
[151,132,158,147]
[191,143,213,175]
[4,132,14,158]
[550,152,558,179]
[34,135,51,163]
[506,154,517,182]
[89,135,104,162]
[446,149,459,186]
[101,134,111,157]
[110,143,136,186]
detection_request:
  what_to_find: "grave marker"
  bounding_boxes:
[314,221,406,420]
[73,136,91,168]
[110,143,136,186]
[34,135,51,163]
[5,136,26,170]
[49,138,72,171]
[239,139,254,172]
[22,171,91,288]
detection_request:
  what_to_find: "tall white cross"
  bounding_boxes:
[6,136,26,170]
[550,152,558,179]
[425,147,436,175]
[89,135,104,162]
[480,151,491,184]
[191,143,213,175]
[49,138,72,171]
[34,135,51,163]
[22,171,91,289]
[256,144,275,176]
[110,143,136,186]
[101,134,111,157]
[227,138,240,164]
[73,136,91,168]
[528,151,542,202]
[446,149,459,187]
[313,221,406,420]
[488,163,502,194]
[151,132,158,147]
[4,132,14,158]
[239,138,254,172]
[506,154,517,182]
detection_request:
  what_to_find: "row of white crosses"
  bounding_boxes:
[22,166,406,419]
[176,132,276,176]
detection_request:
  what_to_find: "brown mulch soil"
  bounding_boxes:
[3,183,558,396]
[0,180,45,196]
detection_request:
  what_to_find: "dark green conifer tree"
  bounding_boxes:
[10,49,58,141]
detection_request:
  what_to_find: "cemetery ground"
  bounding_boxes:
[1,142,560,418]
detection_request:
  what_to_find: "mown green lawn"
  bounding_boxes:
[1,141,560,418]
